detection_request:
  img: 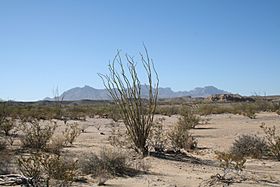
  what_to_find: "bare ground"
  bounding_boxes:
[52,112,280,187]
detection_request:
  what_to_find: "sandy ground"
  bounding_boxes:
[54,112,280,187]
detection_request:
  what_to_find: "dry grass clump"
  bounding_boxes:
[230,134,268,159]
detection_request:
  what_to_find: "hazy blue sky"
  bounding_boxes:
[0,0,279,101]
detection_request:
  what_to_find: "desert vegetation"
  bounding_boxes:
[1,99,280,186]
[99,47,159,156]
[1,48,280,186]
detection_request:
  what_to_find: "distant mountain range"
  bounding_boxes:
[44,85,229,101]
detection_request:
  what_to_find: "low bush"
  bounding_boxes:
[241,105,257,119]
[80,148,130,182]
[215,151,246,171]
[260,124,280,160]
[0,150,13,174]
[0,137,7,151]
[156,106,180,116]
[18,152,78,186]
[168,123,196,151]
[149,117,167,153]
[0,118,16,136]
[230,134,268,159]
[19,119,57,151]
[62,123,81,146]
[178,107,200,129]
[47,136,66,155]
[108,125,134,150]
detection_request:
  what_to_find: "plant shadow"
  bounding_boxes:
[150,151,217,167]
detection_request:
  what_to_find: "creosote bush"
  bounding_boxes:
[62,123,81,146]
[108,126,134,150]
[260,123,280,160]
[216,151,246,172]
[0,150,12,175]
[167,108,199,151]
[80,148,130,185]
[168,123,196,151]
[0,118,16,136]
[20,119,57,151]
[149,117,166,153]
[0,137,7,151]
[18,152,78,186]
[99,47,159,156]
[230,134,268,159]
[47,136,66,155]
[178,106,200,129]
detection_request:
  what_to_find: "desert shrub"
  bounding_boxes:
[168,123,196,151]
[46,136,66,155]
[273,102,280,114]
[255,99,274,112]
[64,106,87,121]
[0,150,12,174]
[18,152,78,186]
[233,103,257,119]
[260,124,280,160]
[99,47,159,156]
[0,137,7,151]
[108,126,134,150]
[198,104,233,115]
[80,149,130,185]
[166,107,199,151]
[17,153,44,184]
[0,103,16,136]
[156,106,180,116]
[197,104,215,116]
[230,134,268,159]
[42,154,78,186]
[0,118,16,136]
[149,117,167,153]
[178,107,200,129]
[62,123,81,146]
[20,119,57,151]
[216,151,246,172]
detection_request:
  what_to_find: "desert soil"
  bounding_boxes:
[49,113,280,186]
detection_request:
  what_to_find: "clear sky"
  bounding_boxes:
[0,0,279,101]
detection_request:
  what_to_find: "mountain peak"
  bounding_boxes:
[44,85,230,101]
